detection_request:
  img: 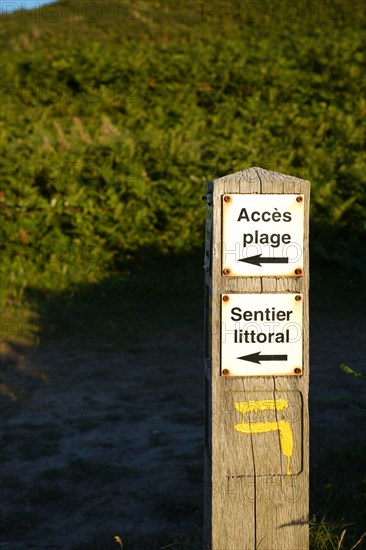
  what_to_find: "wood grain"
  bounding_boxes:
[204,167,310,550]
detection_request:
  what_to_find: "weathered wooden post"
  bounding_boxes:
[204,167,310,549]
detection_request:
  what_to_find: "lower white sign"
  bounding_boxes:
[221,293,302,376]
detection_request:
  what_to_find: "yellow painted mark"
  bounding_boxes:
[234,398,293,475]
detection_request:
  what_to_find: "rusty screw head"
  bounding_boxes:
[295,295,302,301]
[295,268,303,276]
[223,195,231,202]
[223,295,229,302]
[223,268,231,275]
[296,196,303,203]
[294,367,302,375]
[222,369,229,375]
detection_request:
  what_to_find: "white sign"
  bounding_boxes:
[222,194,304,276]
[221,293,302,376]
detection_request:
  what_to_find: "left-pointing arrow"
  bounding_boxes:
[237,351,288,364]
[238,254,289,266]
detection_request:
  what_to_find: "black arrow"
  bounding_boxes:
[239,254,288,267]
[237,352,288,364]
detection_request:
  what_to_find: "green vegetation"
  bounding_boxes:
[1,0,365,314]
[310,518,365,550]
[341,364,366,383]
[310,442,366,549]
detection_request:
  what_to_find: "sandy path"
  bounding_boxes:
[1,295,365,548]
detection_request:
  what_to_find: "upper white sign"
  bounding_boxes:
[222,194,304,277]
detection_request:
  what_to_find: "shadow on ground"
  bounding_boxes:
[1,251,204,549]
[1,251,365,549]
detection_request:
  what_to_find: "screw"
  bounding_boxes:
[223,295,229,302]
[295,268,303,276]
[223,195,231,202]
[223,268,231,275]
[294,367,301,375]
[222,369,229,375]
[296,196,303,203]
[295,295,302,301]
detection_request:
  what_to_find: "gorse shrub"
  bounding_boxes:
[1,0,365,303]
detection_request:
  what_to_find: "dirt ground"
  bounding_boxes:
[1,274,365,549]
[1,322,204,549]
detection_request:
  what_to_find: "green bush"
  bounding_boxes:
[1,0,365,305]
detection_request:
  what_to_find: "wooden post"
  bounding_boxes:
[204,167,310,550]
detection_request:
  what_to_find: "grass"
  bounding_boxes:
[1,250,203,349]
[310,442,366,549]
[310,519,366,550]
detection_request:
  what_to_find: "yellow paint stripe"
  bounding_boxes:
[234,399,293,475]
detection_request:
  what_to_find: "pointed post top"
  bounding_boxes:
[207,166,310,194]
